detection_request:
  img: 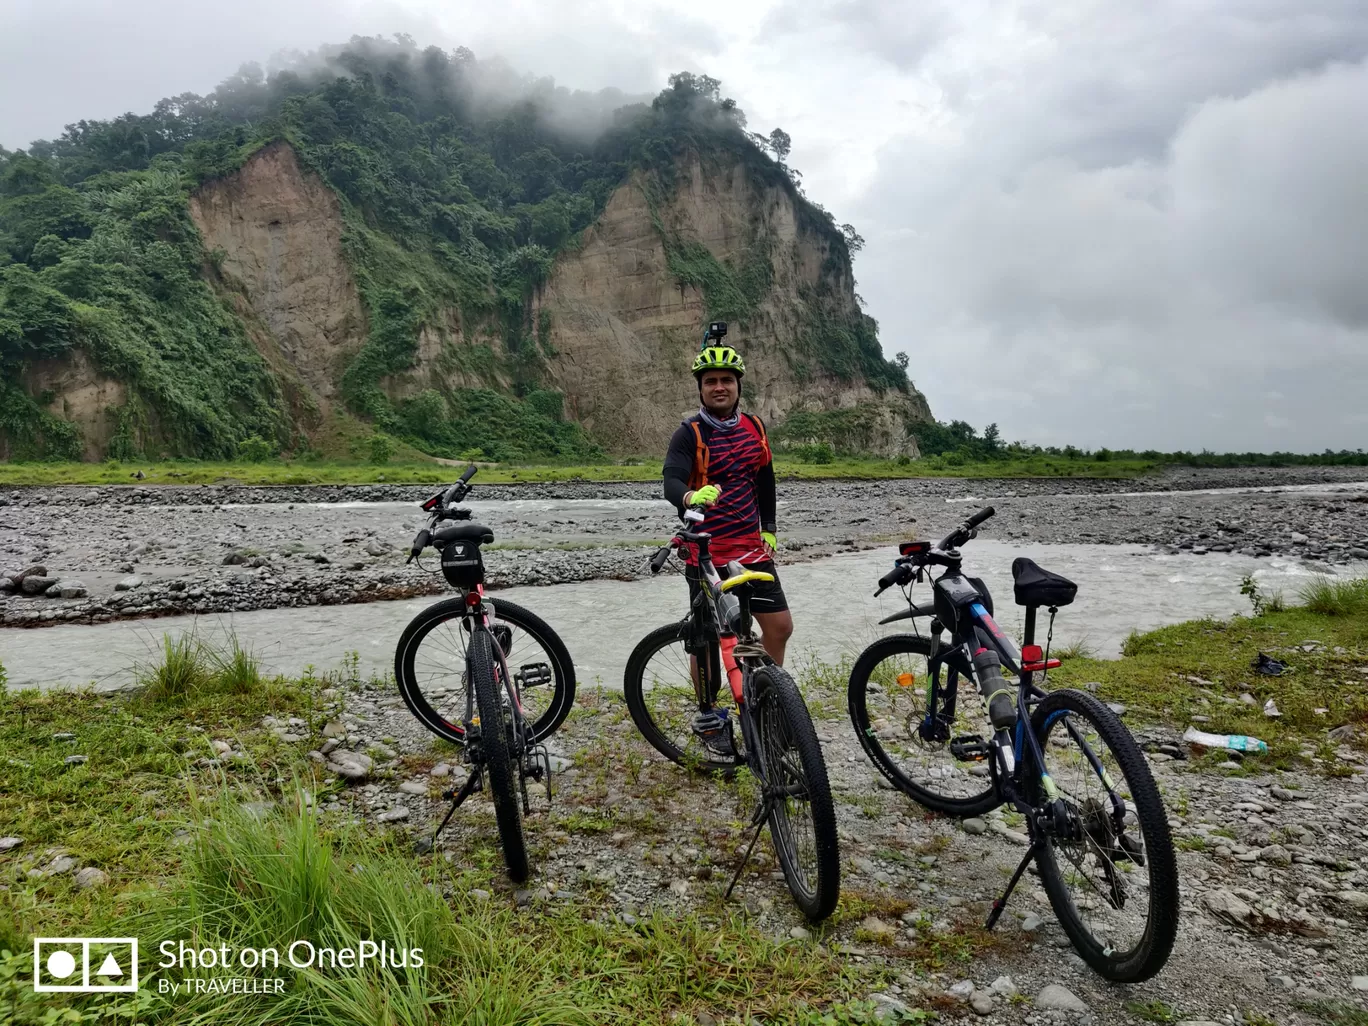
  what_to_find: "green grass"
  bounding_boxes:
[0,639,883,1026]
[0,454,1157,487]
[1125,998,1182,1022]
[1050,584,1368,765]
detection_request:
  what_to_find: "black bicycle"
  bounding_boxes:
[624,506,840,923]
[394,466,576,881]
[847,506,1178,982]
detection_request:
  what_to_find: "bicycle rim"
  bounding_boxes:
[754,666,840,922]
[397,597,574,745]
[1030,689,1179,982]
[848,635,999,815]
[624,622,743,773]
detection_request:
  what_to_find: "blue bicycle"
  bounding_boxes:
[846,506,1178,981]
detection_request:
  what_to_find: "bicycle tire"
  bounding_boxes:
[752,665,840,923]
[847,634,1001,817]
[1028,689,1179,982]
[469,628,530,883]
[623,621,744,775]
[396,597,575,746]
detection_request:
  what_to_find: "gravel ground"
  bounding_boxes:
[127,675,1365,1026]
[2,467,1366,628]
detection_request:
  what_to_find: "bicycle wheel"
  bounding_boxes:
[847,634,1001,817]
[396,597,575,746]
[752,665,840,923]
[469,628,529,883]
[1028,689,1179,982]
[624,621,744,774]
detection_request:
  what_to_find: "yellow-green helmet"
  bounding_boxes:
[692,345,745,377]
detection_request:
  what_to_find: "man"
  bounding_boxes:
[662,327,793,754]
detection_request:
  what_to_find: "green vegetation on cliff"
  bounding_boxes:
[1,36,907,462]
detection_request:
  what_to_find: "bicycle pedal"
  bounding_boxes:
[950,734,992,762]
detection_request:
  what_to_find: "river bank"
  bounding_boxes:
[1,467,1366,629]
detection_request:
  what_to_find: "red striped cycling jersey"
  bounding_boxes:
[663,412,775,567]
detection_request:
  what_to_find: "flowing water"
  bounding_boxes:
[4,540,1360,693]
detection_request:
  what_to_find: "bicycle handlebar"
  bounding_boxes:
[936,505,995,551]
[410,465,480,562]
[874,506,997,592]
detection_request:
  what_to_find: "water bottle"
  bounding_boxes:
[1182,726,1268,753]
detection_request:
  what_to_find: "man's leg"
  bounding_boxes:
[753,609,793,666]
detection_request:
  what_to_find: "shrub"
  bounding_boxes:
[368,433,394,465]
[236,434,276,462]
[789,442,835,464]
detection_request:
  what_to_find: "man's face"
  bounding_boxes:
[699,370,739,413]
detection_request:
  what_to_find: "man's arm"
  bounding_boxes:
[757,460,776,534]
[662,423,696,512]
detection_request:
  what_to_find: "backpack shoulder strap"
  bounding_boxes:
[687,420,709,490]
[743,413,771,463]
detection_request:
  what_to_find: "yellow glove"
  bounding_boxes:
[688,484,721,507]
[761,531,778,553]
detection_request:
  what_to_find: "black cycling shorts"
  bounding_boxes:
[686,560,789,614]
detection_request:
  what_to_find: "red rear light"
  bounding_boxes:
[422,497,440,511]
[899,540,930,556]
[1021,642,1062,672]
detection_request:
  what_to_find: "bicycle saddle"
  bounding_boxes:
[1011,557,1077,607]
[433,522,495,546]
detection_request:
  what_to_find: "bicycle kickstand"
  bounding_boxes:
[414,768,482,855]
[985,841,1039,931]
[724,798,774,902]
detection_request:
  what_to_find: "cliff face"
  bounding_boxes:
[188,142,365,410]
[539,157,930,454]
[18,142,930,459]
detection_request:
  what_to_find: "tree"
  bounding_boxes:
[768,128,791,166]
[983,422,1002,452]
[840,223,865,253]
[894,351,909,371]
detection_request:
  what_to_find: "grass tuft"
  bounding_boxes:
[140,634,216,701]
[1299,576,1368,617]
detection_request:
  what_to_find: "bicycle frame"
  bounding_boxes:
[664,510,771,751]
[893,551,1125,834]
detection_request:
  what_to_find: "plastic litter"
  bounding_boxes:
[1263,698,1282,718]
[1253,653,1287,676]
[1182,726,1269,753]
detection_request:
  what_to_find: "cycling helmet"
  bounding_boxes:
[692,346,745,377]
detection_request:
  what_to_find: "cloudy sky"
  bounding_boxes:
[3,0,1366,453]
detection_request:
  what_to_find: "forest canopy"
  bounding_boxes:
[0,36,903,461]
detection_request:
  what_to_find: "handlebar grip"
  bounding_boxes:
[459,464,478,484]
[966,505,996,529]
[649,546,672,574]
[409,528,431,560]
[875,562,911,595]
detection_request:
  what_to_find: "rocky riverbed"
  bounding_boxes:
[15,674,1362,1024]
[2,467,1366,628]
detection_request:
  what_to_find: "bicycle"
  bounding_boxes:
[847,506,1179,981]
[624,505,840,922]
[394,465,576,882]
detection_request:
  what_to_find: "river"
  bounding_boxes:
[4,539,1359,692]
